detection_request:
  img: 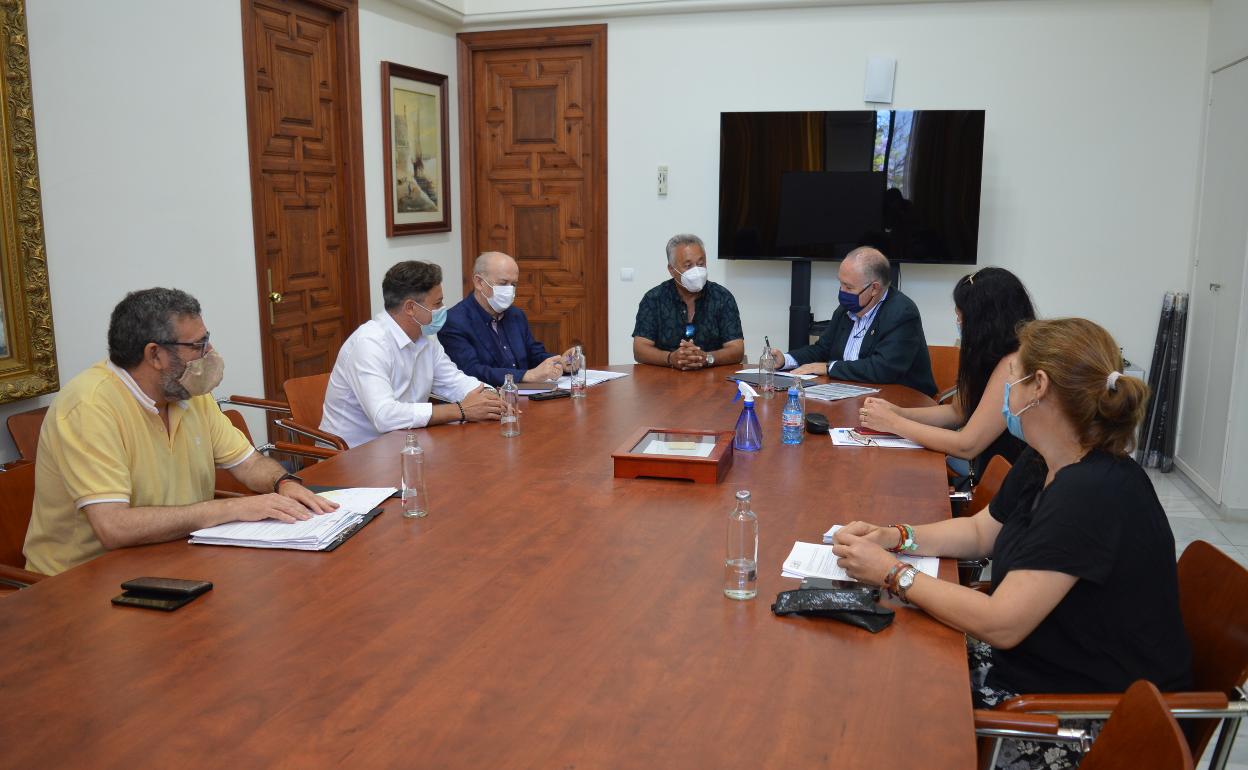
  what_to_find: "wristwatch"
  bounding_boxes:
[273,472,303,493]
[896,566,919,602]
[705,352,715,366]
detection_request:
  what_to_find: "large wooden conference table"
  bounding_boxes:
[0,365,974,768]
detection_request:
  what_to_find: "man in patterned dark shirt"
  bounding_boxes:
[632,234,744,370]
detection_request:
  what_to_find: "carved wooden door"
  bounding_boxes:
[458,26,607,364]
[242,0,369,403]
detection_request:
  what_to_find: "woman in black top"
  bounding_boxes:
[857,267,1035,482]
[834,318,1191,767]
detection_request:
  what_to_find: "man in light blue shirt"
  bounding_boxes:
[769,247,937,397]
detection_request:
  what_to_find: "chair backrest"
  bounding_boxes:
[928,345,960,400]
[1080,680,1193,770]
[6,406,48,463]
[967,456,1011,517]
[215,410,255,496]
[0,461,37,569]
[1177,539,1248,757]
[283,373,332,428]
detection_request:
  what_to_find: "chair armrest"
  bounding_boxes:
[938,386,959,405]
[964,579,992,594]
[271,441,339,461]
[999,691,1230,717]
[0,563,47,587]
[219,395,291,414]
[274,419,348,451]
[974,710,1061,735]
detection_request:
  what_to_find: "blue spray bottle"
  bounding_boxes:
[733,380,763,451]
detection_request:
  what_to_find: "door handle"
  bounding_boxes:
[269,292,283,303]
[1210,283,1222,292]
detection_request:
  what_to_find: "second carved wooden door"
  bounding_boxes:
[458,26,607,364]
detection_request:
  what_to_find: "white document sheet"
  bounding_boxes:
[781,536,939,581]
[555,369,629,390]
[829,428,925,449]
[734,368,817,381]
[640,440,716,457]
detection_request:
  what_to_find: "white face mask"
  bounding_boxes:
[677,265,708,293]
[482,279,516,313]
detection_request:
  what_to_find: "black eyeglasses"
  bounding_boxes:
[155,333,210,359]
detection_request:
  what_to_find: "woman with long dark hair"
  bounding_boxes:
[858,267,1036,478]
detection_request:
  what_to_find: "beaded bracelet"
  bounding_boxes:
[884,523,918,554]
[882,561,907,599]
[666,350,675,367]
[455,401,466,422]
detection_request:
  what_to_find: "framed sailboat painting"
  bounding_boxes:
[382,62,451,236]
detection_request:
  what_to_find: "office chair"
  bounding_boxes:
[976,679,1193,770]
[277,373,347,452]
[0,461,46,591]
[980,540,1248,769]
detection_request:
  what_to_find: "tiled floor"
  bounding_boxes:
[1148,467,1248,770]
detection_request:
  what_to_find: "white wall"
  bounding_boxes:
[359,0,463,312]
[0,0,459,463]
[606,0,1210,368]
[0,0,260,459]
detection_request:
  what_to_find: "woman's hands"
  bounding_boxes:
[857,397,901,433]
[831,521,903,586]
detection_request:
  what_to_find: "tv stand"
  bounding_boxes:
[787,259,903,349]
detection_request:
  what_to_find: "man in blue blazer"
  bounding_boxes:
[441,252,575,387]
[768,247,937,397]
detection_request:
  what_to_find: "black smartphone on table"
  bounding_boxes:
[527,389,571,401]
[112,577,213,612]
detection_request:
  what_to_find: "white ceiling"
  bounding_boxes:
[391,0,1030,28]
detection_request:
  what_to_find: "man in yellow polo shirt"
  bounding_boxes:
[23,287,337,575]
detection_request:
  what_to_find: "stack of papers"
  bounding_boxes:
[556,369,629,390]
[829,428,924,449]
[780,527,938,581]
[189,487,395,551]
[803,382,880,401]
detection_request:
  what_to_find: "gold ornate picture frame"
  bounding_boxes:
[0,0,57,404]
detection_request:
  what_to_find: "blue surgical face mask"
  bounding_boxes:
[838,283,873,315]
[413,300,447,336]
[1002,373,1036,441]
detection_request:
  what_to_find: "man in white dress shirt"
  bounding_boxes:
[321,261,503,448]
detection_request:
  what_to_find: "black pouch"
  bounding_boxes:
[771,588,895,633]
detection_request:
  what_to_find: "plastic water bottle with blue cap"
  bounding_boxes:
[781,385,803,444]
[733,380,763,451]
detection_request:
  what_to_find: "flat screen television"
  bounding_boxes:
[718,110,984,265]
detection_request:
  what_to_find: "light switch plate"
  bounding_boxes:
[657,165,669,196]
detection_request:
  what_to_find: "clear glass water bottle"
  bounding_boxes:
[501,373,520,437]
[724,490,758,600]
[758,343,775,399]
[781,385,803,445]
[400,433,428,518]
[569,344,587,398]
